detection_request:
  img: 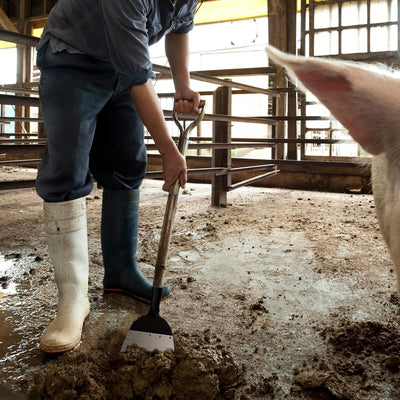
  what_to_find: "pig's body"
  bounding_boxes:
[372,154,400,289]
[266,47,400,290]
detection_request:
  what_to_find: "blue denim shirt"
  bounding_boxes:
[38,0,199,87]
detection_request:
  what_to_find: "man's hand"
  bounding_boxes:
[161,148,187,191]
[174,88,201,114]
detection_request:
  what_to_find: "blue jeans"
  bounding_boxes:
[36,43,147,202]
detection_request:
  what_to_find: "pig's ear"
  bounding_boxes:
[265,46,352,95]
[265,46,383,155]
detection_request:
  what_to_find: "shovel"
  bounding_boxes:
[121,99,206,353]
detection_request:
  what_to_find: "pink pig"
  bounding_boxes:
[266,46,400,290]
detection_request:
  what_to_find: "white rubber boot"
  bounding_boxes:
[40,197,90,354]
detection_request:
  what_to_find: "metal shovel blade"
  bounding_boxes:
[120,313,174,353]
[120,286,174,353]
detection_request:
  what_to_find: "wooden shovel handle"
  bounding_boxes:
[153,100,206,288]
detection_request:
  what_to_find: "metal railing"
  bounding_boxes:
[0,28,369,197]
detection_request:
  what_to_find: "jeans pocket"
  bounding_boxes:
[36,42,48,70]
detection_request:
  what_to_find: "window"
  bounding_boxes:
[299,0,399,161]
[302,0,399,57]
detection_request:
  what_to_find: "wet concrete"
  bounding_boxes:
[0,179,399,399]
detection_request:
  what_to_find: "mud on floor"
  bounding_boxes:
[1,171,400,399]
[28,330,242,400]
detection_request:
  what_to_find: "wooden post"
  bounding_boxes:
[15,0,26,137]
[300,0,307,160]
[211,85,231,207]
[286,0,297,160]
[268,0,299,160]
[268,0,287,160]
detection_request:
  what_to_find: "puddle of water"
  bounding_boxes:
[0,256,14,273]
[0,255,19,296]
[173,250,201,264]
[0,282,17,296]
[0,309,22,359]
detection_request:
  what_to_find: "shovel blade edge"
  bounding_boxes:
[120,330,174,352]
[120,314,174,353]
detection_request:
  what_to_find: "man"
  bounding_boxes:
[36,0,202,353]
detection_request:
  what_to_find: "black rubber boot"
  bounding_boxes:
[101,188,171,304]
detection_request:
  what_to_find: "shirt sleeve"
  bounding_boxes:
[172,1,198,34]
[173,21,194,34]
[98,0,155,87]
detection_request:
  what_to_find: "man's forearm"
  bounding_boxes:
[129,79,187,190]
[165,32,191,92]
[129,80,176,155]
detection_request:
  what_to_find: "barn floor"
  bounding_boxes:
[1,166,400,399]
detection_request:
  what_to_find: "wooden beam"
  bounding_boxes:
[153,64,278,97]
[190,67,277,77]
[0,7,18,32]
[0,29,39,46]
[0,94,40,106]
